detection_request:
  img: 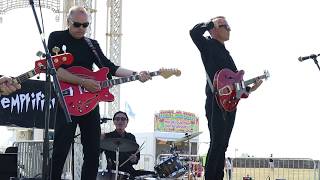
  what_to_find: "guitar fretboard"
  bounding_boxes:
[101,71,160,87]
[244,74,267,86]
[14,70,37,84]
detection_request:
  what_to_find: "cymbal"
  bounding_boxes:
[174,132,202,143]
[100,138,139,152]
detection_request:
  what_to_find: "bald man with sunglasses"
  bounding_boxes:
[48,6,151,180]
[190,17,262,180]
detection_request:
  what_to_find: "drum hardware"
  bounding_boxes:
[153,132,203,179]
[169,143,178,156]
[174,131,202,180]
[100,138,139,180]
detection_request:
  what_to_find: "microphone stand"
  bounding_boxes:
[28,1,72,179]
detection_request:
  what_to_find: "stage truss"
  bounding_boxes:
[0,0,61,22]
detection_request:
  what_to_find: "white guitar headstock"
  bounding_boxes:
[263,70,270,80]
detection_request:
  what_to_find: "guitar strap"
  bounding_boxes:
[206,72,215,93]
[207,72,226,113]
[84,37,104,68]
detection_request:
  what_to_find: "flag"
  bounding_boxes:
[125,101,135,119]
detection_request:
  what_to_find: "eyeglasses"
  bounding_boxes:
[114,117,128,121]
[218,24,231,31]
[70,20,90,28]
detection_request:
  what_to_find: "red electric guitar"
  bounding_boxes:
[213,68,270,112]
[0,53,73,84]
[60,66,181,116]
[0,53,73,95]
[15,53,74,83]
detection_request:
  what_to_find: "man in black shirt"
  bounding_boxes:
[0,76,21,95]
[49,6,151,180]
[190,16,263,180]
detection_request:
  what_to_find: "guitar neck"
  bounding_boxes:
[244,74,266,86]
[14,69,37,84]
[101,71,160,87]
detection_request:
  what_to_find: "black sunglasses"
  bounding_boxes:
[70,20,90,28]
[218,24,231,31]
[114,117,128,121]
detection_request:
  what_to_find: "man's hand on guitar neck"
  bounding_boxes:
[137,71,152,83]
[249,79,263,93]
[0,76,21,95]
[115,68,152,83]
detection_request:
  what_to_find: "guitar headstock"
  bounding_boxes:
[34,53,74,74]
[263,70,270,80]
[159,68,181,79]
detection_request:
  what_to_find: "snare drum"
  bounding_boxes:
[154,156,187,178]
[97,169,130,180]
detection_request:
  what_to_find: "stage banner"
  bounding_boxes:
[154,110,199,133]
[0,79,65,129]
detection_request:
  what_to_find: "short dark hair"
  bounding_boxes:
[113,111,129,121]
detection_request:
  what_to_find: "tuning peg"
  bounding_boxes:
[175,69,181,76]
[62,45,67,53]
[36,51,45,58]
[52,46,60,55]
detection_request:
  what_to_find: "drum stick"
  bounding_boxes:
[119,141,145,168]
[119,146,144,168]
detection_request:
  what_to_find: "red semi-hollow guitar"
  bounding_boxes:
[60,66,181,116]
[214,68,270,112]
[0,53,73,95]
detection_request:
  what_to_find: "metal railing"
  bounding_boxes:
[224,158,319,180]
[14,140,72,178]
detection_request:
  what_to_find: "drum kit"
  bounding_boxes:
[98,132,202,180]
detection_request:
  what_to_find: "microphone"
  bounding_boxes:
[298,54,320,62]
[100,117,112,123]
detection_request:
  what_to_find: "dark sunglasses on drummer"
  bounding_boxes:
[70,20,90,28]
[114,117,128,121]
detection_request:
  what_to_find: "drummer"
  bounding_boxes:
[101,111,140,179]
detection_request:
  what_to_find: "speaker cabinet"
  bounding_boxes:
[0,153,17,179]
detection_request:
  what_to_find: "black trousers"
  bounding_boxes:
[50,107,101,180]
[204,96,236,180]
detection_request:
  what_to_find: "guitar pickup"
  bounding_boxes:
[235,81,245,99]
[218,85,233,96]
